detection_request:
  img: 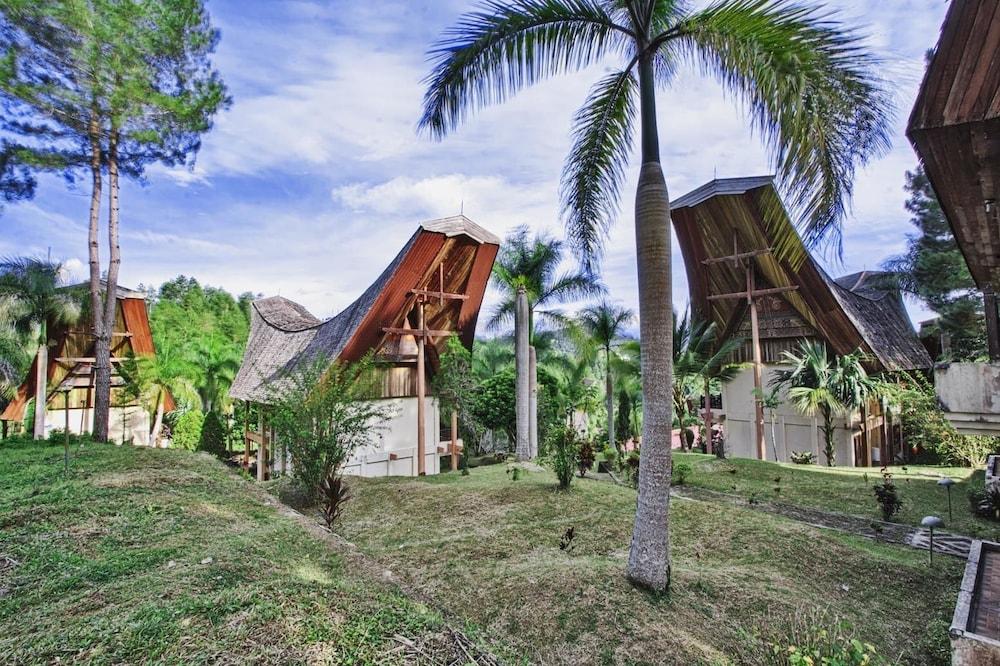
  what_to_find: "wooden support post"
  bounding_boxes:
[860,403,869,467]
[64,391,70,472]
[243,403,250,472]
[986,289,1000,361]
[450,409,459,472]
[748,267,766,461]
[257,407,266,482]
[416,299,426,476]
[703,377,713,455]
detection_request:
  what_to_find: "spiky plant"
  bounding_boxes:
[420,0,891,591]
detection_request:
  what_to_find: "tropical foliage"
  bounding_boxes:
[422,0,890,591]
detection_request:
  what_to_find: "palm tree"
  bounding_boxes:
[753,386,782,461]
[673,311,742,452]
[420,0,891,590]
[0,258,79,439]
[489,226,604,458]
[580,301,634,454]
[772,341,870,467]
[472,336,515,380]
[191,336,242,414]
[137,345,199,447]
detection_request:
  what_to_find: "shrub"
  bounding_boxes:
[576,438,595,478]
[789,450,816,465]
[172,410,205,451]
[873,472,903,521]
[625,450,641,488]
[672,462,692,485]
[319,470,350,528]
[547,425,579,490]
[198,411,228,458]
[741,608,887,665]
[969,483,1000,521]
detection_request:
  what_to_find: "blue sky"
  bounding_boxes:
[1,0,951,332]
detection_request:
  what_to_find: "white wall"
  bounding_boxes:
[342,396,445,477]
[43,406,151,447]
[721,366,856,466]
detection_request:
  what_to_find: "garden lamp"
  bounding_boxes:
[937,477,955,521]
[921,515,944,565]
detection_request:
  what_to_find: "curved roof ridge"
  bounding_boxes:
[253,296,322,332]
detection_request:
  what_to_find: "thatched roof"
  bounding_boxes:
[229,216,500,403]
[672,178,932,371]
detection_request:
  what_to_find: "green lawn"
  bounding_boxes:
[335,463,962,665]
[0,439,486,664]
[672,452,998,540]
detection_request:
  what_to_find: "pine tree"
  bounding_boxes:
[883,166,986,360]
[0,0,229,440]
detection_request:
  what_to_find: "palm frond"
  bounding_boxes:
[672,0,892,253]
[561,67,637,268]
[419,0,631,138]
[539,270,605,306]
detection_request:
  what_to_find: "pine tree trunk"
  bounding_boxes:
[626,55,673,593]
[606,347,614,452]
[93,128,121,442]
[514,286,530,460]
[151,390,165,447]
[86,111,104,439]
[32,322,47,440]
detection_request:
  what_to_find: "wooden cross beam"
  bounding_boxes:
[707,285,799,301]
[408,289,469,301]
[702,248,773,265]
[381,327,457,338]
[55,357,128,364]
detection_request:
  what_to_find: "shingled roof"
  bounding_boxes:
[229,216,500,403]
[672,178,931,371]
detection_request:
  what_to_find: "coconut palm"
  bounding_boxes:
[0,258,80,439]
[580,301,634,453]
[420,0,891,590]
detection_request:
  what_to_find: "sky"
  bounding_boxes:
[0,0,952,335]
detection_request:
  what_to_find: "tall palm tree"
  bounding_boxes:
[488,226,604,338]
[420,0,891,590]
[580,301,634,453]
[0,258,79,439]
[472,336,515,380]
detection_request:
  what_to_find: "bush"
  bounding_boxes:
[970,483,1000,521]
[576,438,595,478]
[672,462,692,485]
[789,450,816,465]
[198,411,228,458]
[547,425,579,490]
[625,450,641,488]
[873,472,903,521]
[740,608,887,665]
[172,410,205,451]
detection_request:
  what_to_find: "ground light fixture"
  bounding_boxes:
[921,515,944,565]
[937,477,956,521]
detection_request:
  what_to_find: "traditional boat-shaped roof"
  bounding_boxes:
[671,178,931,372]
[908,0,1000,291]
[229,215,500,403]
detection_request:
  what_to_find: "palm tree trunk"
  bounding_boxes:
[529,345,538,457]
[93,128,121,443]
[86,109,104,438]
[514,286,530,460]
[151,389,165,447]
[32,321,47,440]
[626,55,673,593]
[606,346,614,453]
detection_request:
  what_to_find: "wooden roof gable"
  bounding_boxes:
[229,216,500,403]
[672,178,931,371]
[908,0,1000,291]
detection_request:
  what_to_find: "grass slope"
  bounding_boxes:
[672,452,998,540]
[337,464,961,665]
[0,439,467,664]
